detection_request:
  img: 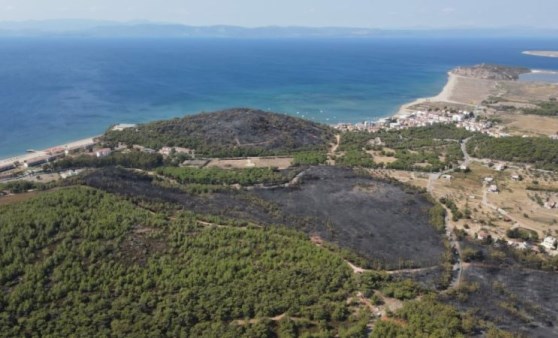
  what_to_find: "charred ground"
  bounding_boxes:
[80,166,445,270]
[442,239,558,337]
[102,108,334,157]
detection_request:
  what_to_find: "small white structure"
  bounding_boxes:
[542,237,557,250]
[511,174,521,181]
[60,169,79,179]
[494,163,506,171]
[459,164,468,171]
[484,177,494,184]
[488,184,499,193]
[23,156,48,168]
[371,137,384,146]
[452,114,464,122]
[159,147,194,157]
[111,123,137,132]
[96,148,112,158]
[517,242,532,251]
[441,174,453,180]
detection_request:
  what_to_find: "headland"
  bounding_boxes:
[523,50,558,58]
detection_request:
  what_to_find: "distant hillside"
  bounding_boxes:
[102,108,334,157]
[1,20,558,38]
[452,64,530,80]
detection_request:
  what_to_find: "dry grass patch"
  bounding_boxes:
[0,191,39,206]
[206,157,293,169]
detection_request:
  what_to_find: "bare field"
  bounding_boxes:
[0,191,39,206]
[500,81,558,102]
[374,170,429,190]
[497,112,558,137]
[428,162,558,239]
[490,174,558,237]
[366,150,397,165]
[206,157,293,169]
[446,76,498,105]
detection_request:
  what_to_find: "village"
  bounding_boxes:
[333,106,512,138]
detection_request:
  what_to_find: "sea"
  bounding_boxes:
[1,37,557,159]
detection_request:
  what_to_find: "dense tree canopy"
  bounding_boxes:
[467,135,558,171]
[0,187,364,336]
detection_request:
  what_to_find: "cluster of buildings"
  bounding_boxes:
[478,228,558,253]
[333,108,507,137]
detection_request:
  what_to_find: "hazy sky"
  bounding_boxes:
[1,0,557,29]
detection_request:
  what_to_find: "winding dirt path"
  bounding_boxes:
[327,134,341,165]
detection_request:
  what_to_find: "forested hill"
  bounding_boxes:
[102,108,334,157]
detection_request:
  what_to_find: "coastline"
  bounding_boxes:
[0,73,466,166]
[0,136,99,168]
[2,66,547,167]
[395,72,464,117]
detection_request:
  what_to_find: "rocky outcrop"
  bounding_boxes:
[452,64,530,80]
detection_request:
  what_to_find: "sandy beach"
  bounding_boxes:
[396,72,464,116]
[0,136,100,168]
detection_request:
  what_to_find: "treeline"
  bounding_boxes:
[292,151,328,166]
[0,180,53,193]
[156,167,290,186]
[429,203,447,233]
[467,135,558,171]
[359,271,421,301]
[523,100,558,117]
[336,150,377,168]
[52,151,164,170]
[440,197,464,222]
[340,124,473,152]
[371,296,479,338]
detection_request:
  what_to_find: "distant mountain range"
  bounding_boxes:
[0,20,557,38]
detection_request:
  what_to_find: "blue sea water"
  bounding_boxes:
[0,37,557,159]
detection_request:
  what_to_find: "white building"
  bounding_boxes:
[111,123,137,132]
[60,169,79,179]
[96,148,112,158]
[488,184,499,193]
[542,237,557,251]
[159,147,194,157]
[494,163,506,171]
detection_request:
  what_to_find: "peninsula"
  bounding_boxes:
[523,50,558,58]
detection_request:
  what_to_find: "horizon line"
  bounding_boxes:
[1,19,558,31]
